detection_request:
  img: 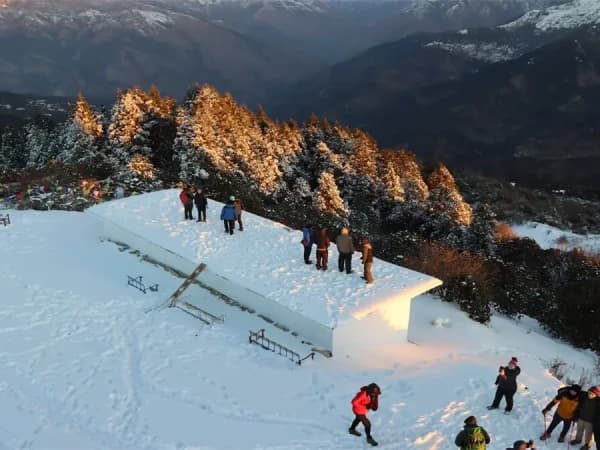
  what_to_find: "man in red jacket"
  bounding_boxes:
[179,186,194,220]
[349,383,381,446]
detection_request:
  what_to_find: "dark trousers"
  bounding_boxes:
[316,250,328,270]
[184,203,193,220]
[546,413,572,436]
[303,245,312,263]
[338,252,352,273]
[237,214,243,231]
[196,206,206,222]
[224,219,235,234]
[491,387,516,412]
[350,414,372,438]
[594,422,599,449]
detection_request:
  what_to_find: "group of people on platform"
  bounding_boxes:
[302,224,374,284]
[179,185,244,235]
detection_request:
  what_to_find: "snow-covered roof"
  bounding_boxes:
[88,189,442,328]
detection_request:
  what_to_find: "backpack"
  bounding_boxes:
[464,426,486,450]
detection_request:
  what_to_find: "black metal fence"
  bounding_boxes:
[127,275,158,294]
[249,329,315,365]
[0,213,10,226]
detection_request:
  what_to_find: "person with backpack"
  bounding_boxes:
[570,386,600,449]
[336,227,354,274]
[540,384,582,443]
[194,188,208,222]
[506,440,535,449]
[315,227,330,270]
[455,416,491,450]
[179,185,194,220]
[220,195,238,235]
[487,357,521,414]
[301,224,314,265]
[348,383,381,447]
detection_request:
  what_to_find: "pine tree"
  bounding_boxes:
[383,161,405,201]
[313,171,345,214]
[25,118,58,169]
[427,164,473,225]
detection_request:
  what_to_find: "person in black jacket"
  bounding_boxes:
[194,188,208,222]
[487,357,521,414]
[570,386,599,449]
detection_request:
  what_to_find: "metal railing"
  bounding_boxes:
[127,275,158,294]
[249,329,315,366]
[0,213,10,226]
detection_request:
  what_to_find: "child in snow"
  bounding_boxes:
[179,186,194,220]
[506,440,535,450]
[455,415,491,450]
[570,386,599,449]
[540,384,582,443]
[220,196,238,235]
[301,224,314,264]
[488,357,521,414]
[348,383,381,447]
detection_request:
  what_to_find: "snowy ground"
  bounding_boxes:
[512,221,600,253]
[1,210,599,450]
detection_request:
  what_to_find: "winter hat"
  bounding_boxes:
[589,386,600,396]
[464,416,477,425]
[512,441,527,449]
[367,383,381,395]
[509,357,519,366]
[229,195,235,201]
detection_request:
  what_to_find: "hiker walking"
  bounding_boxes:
[234,197,243,231]
[179,185,194,220]
[361,237,374,284]
[301,224,314,264]
[570,386,599,449]
[336,227,354,274]
[348,383,381,447]
[220,195,238,235]
[455,416,490,450]
[315,227,330,270]
[194,188,208,222]
[540,384,582,443]
[506,440,535,450]
[487,357,521,414]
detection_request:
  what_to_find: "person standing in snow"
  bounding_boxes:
[593,392,600,450]
[315,226,330,270]
[180,185,194,220]
[301,224,314,265]
[234,197,243,231]
[194,188,208,222]
[506,440,535,450]
[348,382,381,447]
[570,386,599,449]
[361,237,374,284]
[455,415,490,450]
[540,384,582,443]
[220,195,238,235]
[336,227,354,274]
[487,357,521,414]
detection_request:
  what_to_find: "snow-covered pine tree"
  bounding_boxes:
[0,127,27,169]
[58,94,105,170]
[313,171,346,214]
[25,118,58,169]
[382,161,405,202]
[427,164,473,226]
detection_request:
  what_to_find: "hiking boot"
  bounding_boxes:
[486,405,499,410]
[348,428,361,437]
[558,434,566,443]
[539,432,551,441]
[570,439,582,445]
[366,436,378,446]
[580,444,591,450]
[503,410,511,415]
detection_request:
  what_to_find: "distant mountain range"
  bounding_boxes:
[271,0,600,190]
[0,0,563,103]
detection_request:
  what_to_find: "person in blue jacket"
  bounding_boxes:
[220,195,238,235]
[301,224,314,264]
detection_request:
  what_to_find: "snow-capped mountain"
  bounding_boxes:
[503,0,600,30]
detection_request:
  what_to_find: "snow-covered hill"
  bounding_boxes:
[504,0,600,30]
[0,196,598,449]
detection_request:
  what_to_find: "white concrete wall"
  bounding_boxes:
[88,212,334,352]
